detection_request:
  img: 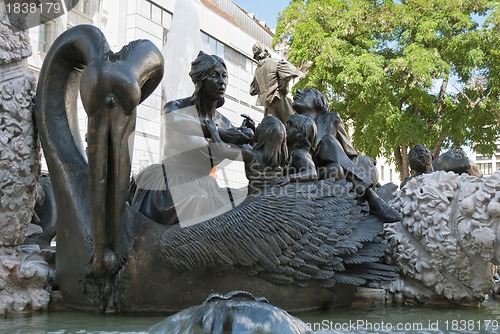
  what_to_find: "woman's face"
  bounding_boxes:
[202,63,228,101]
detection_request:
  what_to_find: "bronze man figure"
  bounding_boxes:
[250,42,300,124]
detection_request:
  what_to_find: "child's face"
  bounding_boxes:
[292,89,317,114]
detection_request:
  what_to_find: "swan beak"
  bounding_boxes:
[80,40,164,277]
[81,60,141,277]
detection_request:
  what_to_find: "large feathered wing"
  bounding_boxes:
[160,179,397,287]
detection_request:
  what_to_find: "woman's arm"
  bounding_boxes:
[218,127,253,145]
[205,120,243,161]
[165,111,211,138]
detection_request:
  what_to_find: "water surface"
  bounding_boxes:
[3,298,500,333]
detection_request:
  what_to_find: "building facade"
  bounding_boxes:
[28,0,278,188]
[376,157,400,186]
[28,0,409,189]
[471,141,500,177]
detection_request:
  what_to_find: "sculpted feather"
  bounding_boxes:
[160,179,396,288]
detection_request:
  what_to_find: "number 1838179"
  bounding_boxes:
[443,319,499,331]
[5,1,63,15]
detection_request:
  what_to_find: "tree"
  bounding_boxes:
[275,0,500,178]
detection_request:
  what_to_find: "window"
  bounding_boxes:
[497,162,500,171]
[138,1,170,26]
[380,165,385,180]
[389,169,393,182]
[162,11,172,27]
[202,33,224,57]
[66,0,79,9]
[38,24,47,53]
[38,21,54,53]
[246,58,256,74]
[151,3,162,24]
[138,0,152,18]
[73,0,91,15]
[478,163,492,175]
[225,46,246,68]
[82,0,91,14]
[476,155,491,161]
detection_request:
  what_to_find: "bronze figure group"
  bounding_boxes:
[0,5,488,313]
[131,47,402,227]
[34,27,398,313]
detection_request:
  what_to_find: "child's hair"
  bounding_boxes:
[286,114,317,150]
[253,115,288,168]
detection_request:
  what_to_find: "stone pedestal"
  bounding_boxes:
[0,5,48,314]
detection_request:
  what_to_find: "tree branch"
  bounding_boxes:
[431,130,448,157]
[436,73,448,120]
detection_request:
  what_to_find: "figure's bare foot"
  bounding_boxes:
[365,188,402,222]
[370,201,403,223]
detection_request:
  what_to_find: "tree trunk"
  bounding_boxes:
[394,145,410,180]
[401,144,409,179]
[431,74,449,157]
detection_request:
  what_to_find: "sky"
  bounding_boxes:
[232,0,291,30]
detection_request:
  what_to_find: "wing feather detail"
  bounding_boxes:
[160,179,397,287]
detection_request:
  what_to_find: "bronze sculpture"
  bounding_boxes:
[35,25,164,310]
[400,144,434,188]
[34,26,397,313]
[400,146,483,189]
[80,39,165,277]
[149,290,310,333]
[250,42,300,124]
[432,148,483,177]
[281,114,319,183]
[22,22,500,312]
[241,115,288,195]
[131,52,252,226]
[292,88,402,222]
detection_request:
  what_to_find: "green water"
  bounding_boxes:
[299,298,500,333]
[3,298,500,333]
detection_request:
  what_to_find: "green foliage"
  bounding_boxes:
[275,0,500,177]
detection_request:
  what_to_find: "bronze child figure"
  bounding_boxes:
[292,88,401,222]
[282,113,319,183]
[241,115,288,195]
